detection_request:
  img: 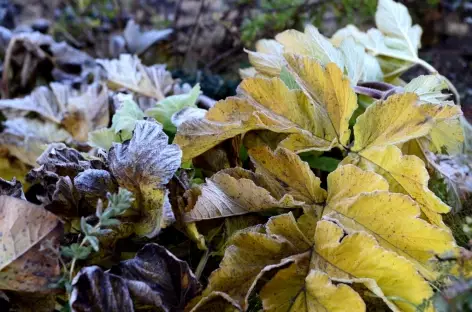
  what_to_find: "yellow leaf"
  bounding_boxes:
[261,260,365,312]
[352,93,433,152]
[276,25,344,69]
[199,212,434,312]
[285,54,358,147]
[184,168,304,222]
[175,80,336,161]
[325,164,455,279]
[246,139,327,204]
[313,220,432,312]
[420,102,464,155]
[352,145,451,227]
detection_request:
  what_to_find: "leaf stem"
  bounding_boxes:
[195,248,210,280]
[68,222,101,281]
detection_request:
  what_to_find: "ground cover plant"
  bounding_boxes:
[0,0,472,311]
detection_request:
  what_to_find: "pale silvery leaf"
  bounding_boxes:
[112,94,145,134]
[171,107,207,128]
[97,54,173,101]
[0,118,71,166]
[375,0,422,56]
[123,20,173,55]
[146,84,201,132]
[0,82,109,141]
[88,128,121,151]
[108,120,182,237]
[404,75,450,104]
[245,39,285,77]
[276,24,344,69]
[339,37,383,83]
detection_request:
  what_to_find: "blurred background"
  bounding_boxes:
[0,0,471,112]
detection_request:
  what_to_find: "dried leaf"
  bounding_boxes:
[123,20,173,55]
[184,168,303,222]
[70,244,200,312]
[97,54,173,101]
[0,118,72,166]
[0,195,62,292]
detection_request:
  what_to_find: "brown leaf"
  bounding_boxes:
[70,243,201,312]
[0,196,62,292]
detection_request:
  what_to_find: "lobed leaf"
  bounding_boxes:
[109,119,181,237]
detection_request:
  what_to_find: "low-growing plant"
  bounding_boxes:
[0,0,471,311]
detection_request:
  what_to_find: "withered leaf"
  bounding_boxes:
[0,195,62,292]
[0,178,24,199]
[70,243,200,312]
[184,167,303,222]
[108,119,182,237]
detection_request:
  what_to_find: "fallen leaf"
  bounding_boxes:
[0,195,62,292]
[70,243,200,312]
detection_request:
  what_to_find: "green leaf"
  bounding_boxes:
[279,67,300,90]
[111,95,145,134]
[146,84,201,132]
[85,235,100,252]
[88,128,120,150]
[100,218,121,227]
[72,244,92,260]
[303,155,341,172]
[80,217,93,236]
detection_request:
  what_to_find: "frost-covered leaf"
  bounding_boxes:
[246,25,382,84]
[123,20,173,55]
[340,37,383,84]
[109,120,181,237]
[352,93,432,152]
[324,164,455,279]
[0,196,62,292]
[111,94,145,134]
[245,39,285,77]
[97,54,173,100]
[184,168,303,222]
[404,75,450,105]
[74,169,118,202]
[171,107,207,128]
[375,0,422,57]
[146,84,201,132]
[0,82,109,141]
[195,212,434,312]
[0,118,72,166]
[277,25,344,70]
[331,0,424,77]
[70,244,200,312]
[0,178,24,199]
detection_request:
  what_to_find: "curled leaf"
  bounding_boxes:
[184,168,303,222]
[70,244,200,312]
[109,119,182,237]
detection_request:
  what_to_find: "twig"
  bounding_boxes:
[184,0,207,64]
[198,94,216,109]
